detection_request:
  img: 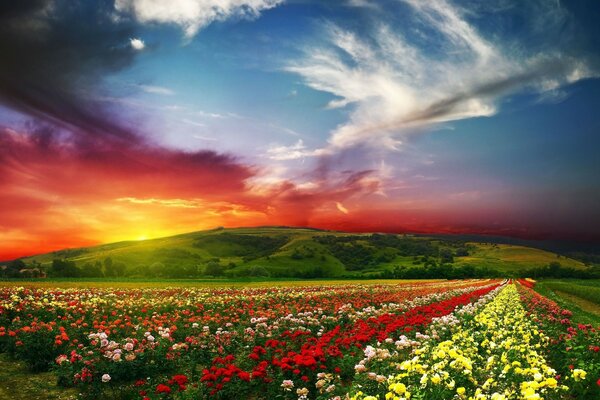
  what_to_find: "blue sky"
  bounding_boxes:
[108,0,600,216]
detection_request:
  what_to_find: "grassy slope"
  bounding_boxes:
[19,227,586,276]
[455,243,585,273]
[534,280,600,326]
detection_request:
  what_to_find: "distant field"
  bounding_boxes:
[0,278,444,289]
[11,227,588,279]
[542,279,600,306]
[455,242,586,273]
[534,279,600,325]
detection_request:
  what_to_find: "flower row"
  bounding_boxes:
[351,284,566,400]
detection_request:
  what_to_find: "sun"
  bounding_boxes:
[136,235,147,241]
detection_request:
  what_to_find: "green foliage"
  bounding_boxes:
[1,259,26,278]
[525,262,600,279]
[10,227,596,280]
[79,261,103,278]
[193,233,289,260]
[372,263,503,279]
[542,280,600,306]
[204,260,224,276]
[50,259,80,278]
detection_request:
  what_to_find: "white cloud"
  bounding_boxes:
[266,139,325,161]
[139,84,174,95]
[130,37,145,50]
[286,0,596,151]
[346,0,380,10]
[115,0,283,38]
[193,134,218,141]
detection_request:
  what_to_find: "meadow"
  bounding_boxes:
[6,227,594,280]
[1,278,599,399]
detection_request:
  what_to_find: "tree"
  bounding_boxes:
[113,262,126,277]
[2,259,26,278]
[149,262,165,277]
[103,257,114,276]
[439,249,454,264]
[50,259,80,277]
[80,262,104,278]
[204,260,223,276]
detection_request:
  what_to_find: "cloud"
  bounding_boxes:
[336,202,349,214]
[0,125,386,258]
[287,0,597,151]
[0,124,258,257]
[346,0,380,10]
[266,139,324,160]
[139,84,175,95]
[114,0,284,38]
[130,37,145,50]
[116,197,201,208]
[0,1,141,142]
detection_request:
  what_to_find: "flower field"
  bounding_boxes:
[0,279,598,399]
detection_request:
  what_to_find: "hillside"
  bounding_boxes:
[9,227,591,279]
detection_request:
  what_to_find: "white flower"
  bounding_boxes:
[102,374,111,383]
[281,379,294,391]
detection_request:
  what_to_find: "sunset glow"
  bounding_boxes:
[1,0,599,260]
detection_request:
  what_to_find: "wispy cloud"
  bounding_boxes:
[287,0,596,151]
[266,139,324,160]
[336,202,349,214]
[139,84,175,95]
[114,0,284,38]
[117,197,200,208]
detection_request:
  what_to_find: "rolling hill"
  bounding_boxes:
[8,226,591,279]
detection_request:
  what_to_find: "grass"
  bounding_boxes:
[455,243,586,273]
[0,354,77,400]
[14,226,588,277]
[0,278,444,289]
[534,279,600,326]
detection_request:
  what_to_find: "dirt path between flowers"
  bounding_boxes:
[0,354,77,400]
[553,290,600,317]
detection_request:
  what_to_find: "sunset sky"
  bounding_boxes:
[1,0,599,260]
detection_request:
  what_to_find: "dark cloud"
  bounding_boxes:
[0,0,139,140]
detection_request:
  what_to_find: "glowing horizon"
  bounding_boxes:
[1,0,599,261]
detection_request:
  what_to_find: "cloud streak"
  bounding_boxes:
[287,0,596,151]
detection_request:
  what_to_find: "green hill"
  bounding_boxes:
[11,227,592,278]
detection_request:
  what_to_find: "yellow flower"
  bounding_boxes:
[390,382,406,394]
[572,369,586,381]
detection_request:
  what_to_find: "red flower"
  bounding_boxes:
[597,378,600,387]
[237,371,250,382]
[156,384,171,394]
[170,375,188,386]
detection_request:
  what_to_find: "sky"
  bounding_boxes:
[1,0,599,260]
